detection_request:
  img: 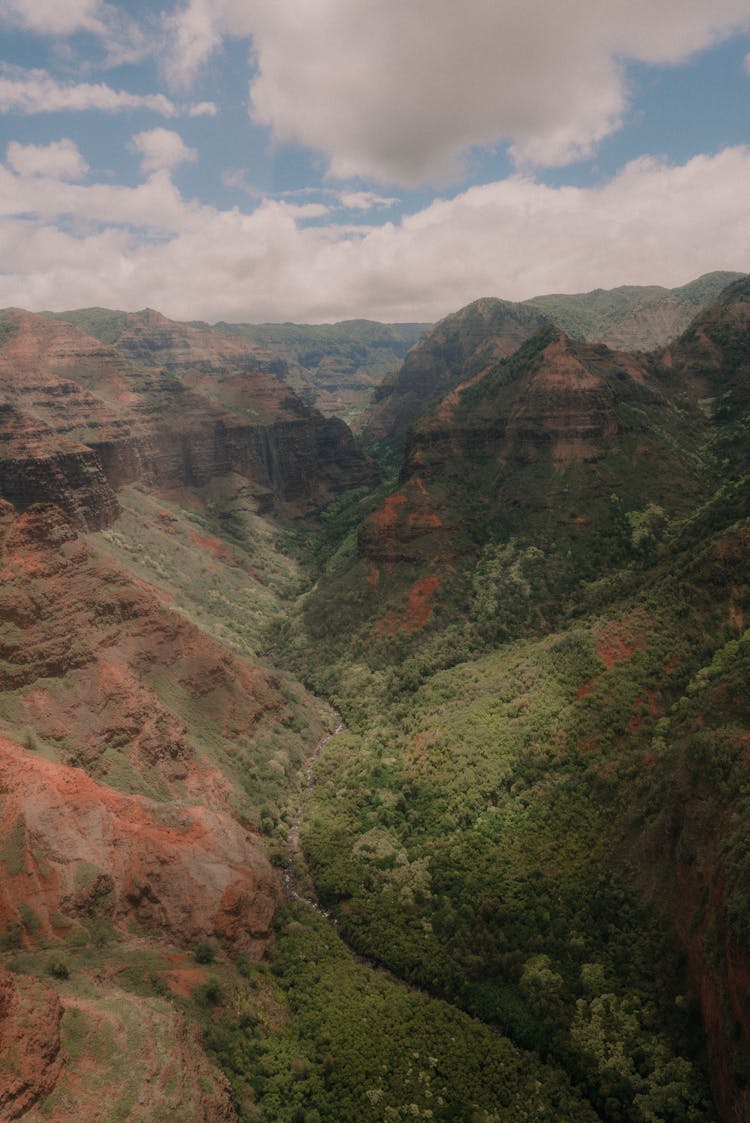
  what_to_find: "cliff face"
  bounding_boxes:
[0,734,278,956]
[0,963,63,1119]
[0,307,377,529]
[361,298,550,449]
[0,403,119,529]
[310,280,750,1121]
[358,327,699,570]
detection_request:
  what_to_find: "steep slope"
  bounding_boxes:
[0,307,377,528]
[361,298,550,454]
[0,733,278,956]
[0,484,331,1117]
[525,271,744,351]
[0,498,323,821]
[55,307,428,426]
[299,325,705,672]
[360,274,744,459]
[0,956,236,1122]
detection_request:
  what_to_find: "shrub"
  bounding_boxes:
[47,955,70,980]
[194,939,217,965]
[196,977,224,1006]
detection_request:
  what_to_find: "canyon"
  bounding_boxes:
[0,275,748,1122]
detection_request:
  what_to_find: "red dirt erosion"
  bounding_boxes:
[0,733,279,955]
[377,575,442,636]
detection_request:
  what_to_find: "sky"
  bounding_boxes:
[0,0,749,324]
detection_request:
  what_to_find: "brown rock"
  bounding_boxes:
[0,965,64,1119]
[0,734,279,954]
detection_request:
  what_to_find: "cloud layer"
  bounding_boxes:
[0,144,748,322]
[0,65,179,116]
[163,0,750,183]
[0,0,149,66]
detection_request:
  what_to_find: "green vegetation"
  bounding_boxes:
[254,282,750,1119]
[1,815,26,875]
[297,607,720,1121]
[194,939,218,965]
[49,307,132,344]
[204,908,599,1122]
[524,272,744,348]
[47,955,70,979]
[4,278,750,1119]
[0,310,18,349]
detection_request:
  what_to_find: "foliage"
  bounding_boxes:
[194,939,217,965]
[47,955,71,979]
[204,909,598,1122]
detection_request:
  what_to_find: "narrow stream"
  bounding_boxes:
[281,717,428,988]
[282,717,344,919]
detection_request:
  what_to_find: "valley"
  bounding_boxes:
[0,273,749,1122]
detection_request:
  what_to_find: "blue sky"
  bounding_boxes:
[0,0,748,322]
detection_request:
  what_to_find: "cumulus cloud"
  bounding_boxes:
[0,0,149,66]
[130,128,197,175]
[0,145,748,322]
[162,0,224,91]
[0,161,204,232]
[0,65,178,116]
[188,100,218,117]
[0,0,104,37]
[160,0,750,183]
[6,138,88,180]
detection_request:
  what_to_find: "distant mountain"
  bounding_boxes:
[0,306,376,528]
[361,272,745,455]
[215,319,429,426]
[360,298,550,456]
[51,275,741,441]
[54,308,429,427]
[525,270,745,351]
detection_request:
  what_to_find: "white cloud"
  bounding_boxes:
[6,139,88,180]
[0,0,149,66]
[0,145,748,323]
[0,0,103,37]
[130,128,197,175]
[162,0,750,184]
[162,0,224,91]
[0,162,205,233]
[337,191,399,212]
[0,65,178,116]
[188,100,218,117]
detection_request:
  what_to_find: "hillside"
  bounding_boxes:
[1,277,749,1122]
[53,308,429,428]
[524,271,744,351]
[361,271,744,457]
[278,276,750,1122]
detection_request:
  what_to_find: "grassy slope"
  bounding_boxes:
[268,283,750,1121]
[296,499,750,1121]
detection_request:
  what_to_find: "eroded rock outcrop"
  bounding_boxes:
[359,327,696,568]
[0,501,306,799]
[0,307,376,528]
[0,965,64,1119]
[0,735,278,955]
